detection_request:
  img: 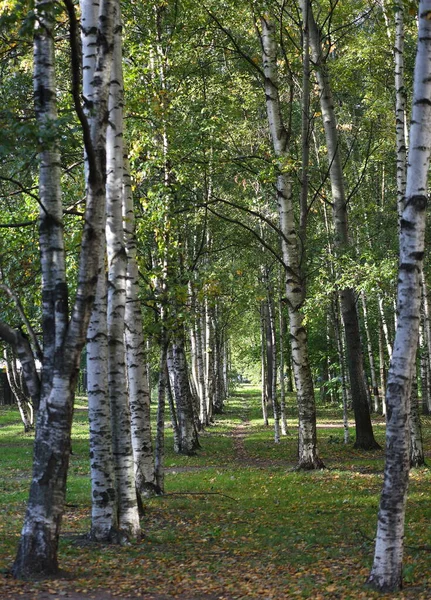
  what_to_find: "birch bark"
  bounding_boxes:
[81,0,118,543]
[367,2,431,589]
[11,0,114,578]
[106,7,140,539]
[260,13,322,468]
[123,157,157,497]
[361,292,380,413]
[169,334,200,455]
[4,348,33,431]
[307,1,379,449]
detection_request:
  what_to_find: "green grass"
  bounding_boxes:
[0,387,430,599]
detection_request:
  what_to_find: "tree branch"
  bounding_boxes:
[63,0,97,178]
[0,284,43,361]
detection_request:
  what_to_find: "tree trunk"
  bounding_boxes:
[154,334,168,494]
[168,335,199,455]
[331,295,350,444]
[361,292,380,413]
[420,319,431,415]
[267,284,280,443]
[12,0,114,578]
[81,0,118,544]
[378,315,387,414]
[307,2,379,449]
[87,256,118,541]
[205,298,215,422]
[4,348,33,431]
[123,157,157,498]
[106,7,140,540]
[195,308,208,426]
[367,3,431,589]
[409,375,425,468]
[278,294,288,435]
[260,13,322,469]
[260,302,269,425]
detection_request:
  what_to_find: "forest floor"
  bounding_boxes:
[1,388,431,599]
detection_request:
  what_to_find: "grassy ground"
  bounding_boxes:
[0,387,430,599]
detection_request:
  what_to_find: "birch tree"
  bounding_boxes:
[124,157,158,497]
[80,0,119,544]
[367,1,431,589]
[105,5,140,538]
[0,0,115,578]
[307,0,379,449]
[259,11,323,469]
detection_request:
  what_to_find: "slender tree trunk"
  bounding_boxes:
[263,295,274,412]
[409,375,425,468]
[195,307,208,426]
[168,335,199,455]
[420,319,431,415]
[106,8,140,540]
[87,255,118,541]
[378,316,387,414]
[4,349,33,431]
[421,271,431,384]
[308,2,378,449]
[278,295,288,435]
[154,333,168,494]
[260,13,322,469]
[11,0,114,577]
[81,0,118,543]
[260,302,269,425]
[378,294,393,360]
[205,299,215,423]
[165,353,180,454]
[361,292,380,413]
[368,3,431,588]
[267,283,280,443]
[331,295,350,443]
[394,0,408,227]
[123,157,157,497]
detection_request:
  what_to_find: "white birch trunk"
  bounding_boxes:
[260,13,322,468]
[420,270,431,380]
[11,0,114,577]
[267,290,280,443]
[378,294,393,360]
[4,348,33,431]
[195,307,208,426]
[169,335,199,455]
[165,347,180,454]
[106,7,140,540]
[278,294,288,435]
[123,157,157,497]
[154,334,168,494]
[205,298,215,423]
[361,292,381,413]
[409,375,425,467]
[87,254,118,541]
[368,3,431,589]
[419,320,430,414]
[308,1,378,449]
[394,1,408,226]
[81,0,118,544]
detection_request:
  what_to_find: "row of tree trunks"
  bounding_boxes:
[6,0,117,578]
